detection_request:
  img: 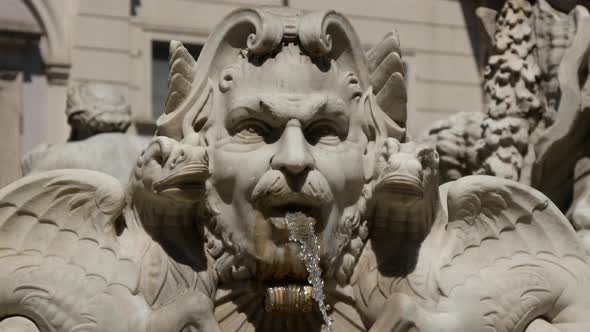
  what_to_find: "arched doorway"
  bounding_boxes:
[0,0,71,187]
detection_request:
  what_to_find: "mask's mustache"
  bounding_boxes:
[251,170,334,209]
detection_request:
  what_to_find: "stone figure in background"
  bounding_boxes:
[423,0,568,183]
[65,81,132,140]
[1,7,590,332]
[421,0,590,251]
[21,82,150,183]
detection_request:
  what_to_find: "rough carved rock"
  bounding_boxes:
[420,112,484,183]
[422,0,584,184]
[475,0,547,183]
[2,6,590,332]
[422,0,590,251]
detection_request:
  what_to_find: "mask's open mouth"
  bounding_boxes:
[262,211,333,326]
[252,202,333,324]
[254,200,324,283]
[264,203,321,230]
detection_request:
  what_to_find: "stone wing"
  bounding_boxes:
[421,175,590,331]
[0,170,140,330]
[439,175,585,282]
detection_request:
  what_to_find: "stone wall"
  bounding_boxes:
[61,0,483,139]
[0,0,483,157]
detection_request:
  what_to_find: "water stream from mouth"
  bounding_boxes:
[285,212,335,332]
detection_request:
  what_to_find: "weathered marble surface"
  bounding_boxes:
[22,82,150,183]
[1,6,589,332]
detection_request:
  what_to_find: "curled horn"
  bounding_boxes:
[246,10,284,55]
[298,11,370,89]
[298,11,333,56]
[156,8,284,141]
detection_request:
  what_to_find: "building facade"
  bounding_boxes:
[0,0,483,186]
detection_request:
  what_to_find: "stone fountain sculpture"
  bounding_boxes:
[22,82,150,184]
[1,7,590,332]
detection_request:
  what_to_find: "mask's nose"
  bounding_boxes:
[271,119,315,175]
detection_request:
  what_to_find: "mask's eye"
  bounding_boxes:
[232,120,271,144]
[305,121,344,146]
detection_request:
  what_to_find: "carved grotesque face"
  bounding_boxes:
[204,45,368,283]
[373,139,439,208]
[371,138,439,237]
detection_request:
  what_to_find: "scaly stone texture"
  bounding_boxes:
[477,0,545,182]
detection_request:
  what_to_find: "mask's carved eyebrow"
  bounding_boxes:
[296,96,349,129]
[260,94,348,122]
[225,96,283,128]
[226,94,349,127]
[227,96,261,114]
